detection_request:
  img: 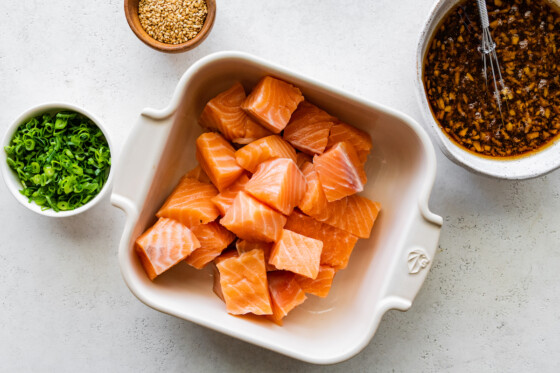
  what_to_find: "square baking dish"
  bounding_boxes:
[111,51,442,364]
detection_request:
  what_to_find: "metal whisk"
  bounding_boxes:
[477,0,507,121]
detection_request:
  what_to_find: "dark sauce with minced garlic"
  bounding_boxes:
[424,0,560,157]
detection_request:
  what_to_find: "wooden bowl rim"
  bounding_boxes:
[124,0,216,53]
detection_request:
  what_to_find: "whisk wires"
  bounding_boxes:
[477,0,508,127]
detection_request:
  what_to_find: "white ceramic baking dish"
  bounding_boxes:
[111,51,442,364]
[416,0,560,179]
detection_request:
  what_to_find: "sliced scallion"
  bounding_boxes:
[4,111,111,212]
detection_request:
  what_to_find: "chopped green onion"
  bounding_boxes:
[4,110,111,212]
[24,139,35,151]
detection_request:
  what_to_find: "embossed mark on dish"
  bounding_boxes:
[407,249,430,274]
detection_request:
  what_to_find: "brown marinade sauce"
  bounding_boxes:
[423,0,560,158]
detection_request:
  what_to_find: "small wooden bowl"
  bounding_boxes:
[124,0,216,53]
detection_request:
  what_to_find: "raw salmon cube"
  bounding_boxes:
[214,249,239,265]
[245,158,306,215]
[185,165,211,184]
[236,240,276,271]
[320,195,381,239]
[236,240,271,254]
[185,222,236,269]
[284,211,358,270]
[211,173,250,216]
[295,266,336,298]
[295,152,312,169]
[269,229,323,279]
[196,132,245,191]
[240,119,274,144]
[267,271,307,326]
[135,217,201,280]
[242,76,304,133]
[198,82,249,140]
[199,82,271,143]
[235,135,297,173]
[220,191,287,242]
[211,263,224,302]
[216,249,273,315]
[213,249,241,302]
[313,141,367,202]
[327,121,373,164]
[156,176,220,229]
[283,102,336,155]
[212,249,241,302]
[298,162,328,219]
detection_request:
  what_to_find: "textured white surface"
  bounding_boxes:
[1,0,559,371]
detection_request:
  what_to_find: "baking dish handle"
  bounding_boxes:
[382,205,442,312]
[110,109,175,218]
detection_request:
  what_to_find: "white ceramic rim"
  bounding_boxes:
[415,0,560,180]
[1,102,114,217]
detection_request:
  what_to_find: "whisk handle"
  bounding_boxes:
[477,0,490,28]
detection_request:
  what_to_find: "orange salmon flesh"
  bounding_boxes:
[134,75,381,326]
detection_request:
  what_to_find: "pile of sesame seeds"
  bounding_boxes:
[138,0,208,45]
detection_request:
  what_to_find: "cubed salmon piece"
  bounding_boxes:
[156,176,220,229]
[295,152,312,169]
[236,240,276,271]
[245,158,306,215]
[269,229,323,279]
[185,222,236,269]
[320,195,381,239]
[214,249,239,265]
[283,102,336,155]
[211,173,250,216]
[220,191,287,242]
[327,122,373,164]
[295,266,336,298]
[235,135,297,173]
[240,120,274,145]
[196,132,245,191]
[267,271,307,326]
[211,263,224,302]
[284,211,358,270]
[199,82,272,143]
[313,141,367,202]
[298,162,328,219]
[242,76,304,133]
[216,249,273,315]
[135,217,201,280]
[212,249,240,302]
[185,165,211,184]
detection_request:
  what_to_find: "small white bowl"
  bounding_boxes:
[1,102,114,217]
[416,0,560,179]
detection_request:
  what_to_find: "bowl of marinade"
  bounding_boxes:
[416,0,560,179]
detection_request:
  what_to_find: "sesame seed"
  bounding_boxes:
[138,0,208,44]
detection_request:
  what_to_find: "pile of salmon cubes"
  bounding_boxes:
[135,76,381,325]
